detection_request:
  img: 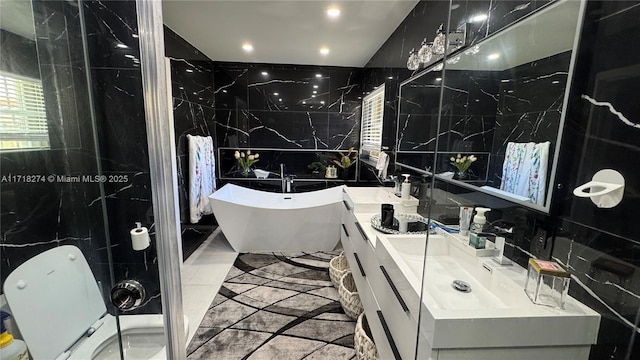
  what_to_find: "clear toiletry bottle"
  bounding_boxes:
[469,207,491,249]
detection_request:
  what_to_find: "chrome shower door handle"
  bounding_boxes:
[111,280,146,311]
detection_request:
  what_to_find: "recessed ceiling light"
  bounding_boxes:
[279,98,282,102]
[487,53,500,60]
[273,92,279,96]
[435,77,442,81]
[186,69,194,73]
[132,34,139,38]
[242,43,253,52]
[501,79,510,83]
[387,76,394,80]
[320,101,325,104]
[470,13,488,22]
[313,85,318,89]
[311,95,316,98]
[319,47,330,55]
[326,7,341,18]
[125,54,135,59]
[222,89,227,93]
[315,74,322,78]
[302,101,306,104]
[313,90,317,94]
[552,80,560,84]
[115,43,128,49]
[261,71,268,76]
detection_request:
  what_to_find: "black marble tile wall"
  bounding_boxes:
[214,63,363,166]
[169,58,215,223]
[1,0,114,314]
[0,30,40,79]
[82,0,161,314]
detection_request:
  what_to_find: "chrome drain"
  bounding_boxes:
[451,280,471,293]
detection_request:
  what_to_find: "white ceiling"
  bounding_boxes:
[162,0,420,67]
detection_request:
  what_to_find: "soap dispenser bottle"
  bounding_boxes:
[401,174,411,200]
[469,207,491,249]
[0,311,29,360]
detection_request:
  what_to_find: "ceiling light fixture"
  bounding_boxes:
[273,92,279,96]
[261,71,268,76]
[313,85,318,89]
[313,90,317,94]
[487,53,500,60]
[115,43,128,49]
[326,7,341,18]
[315,74,322,78]
[242,43,253,52]
[186,69,194,73]
[320,101,325,104]
[435,77,442,81]
[319,47,330,55]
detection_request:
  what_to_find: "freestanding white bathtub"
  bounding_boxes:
[209,183,345,252]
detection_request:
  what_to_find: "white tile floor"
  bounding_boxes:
[181,228,238,345]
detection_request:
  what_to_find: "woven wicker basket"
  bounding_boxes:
[338,271,363,319]
[355,313,380,360]
[329,252,349,289]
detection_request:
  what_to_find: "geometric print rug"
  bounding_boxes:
[186,252,356,359]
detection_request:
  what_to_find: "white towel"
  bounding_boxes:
[376,151,390,179]
[187,135,217,223]
[500,141,550,205]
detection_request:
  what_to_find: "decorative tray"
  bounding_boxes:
[370,213,431,235]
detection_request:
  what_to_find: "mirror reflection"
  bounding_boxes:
[396,0,582,211]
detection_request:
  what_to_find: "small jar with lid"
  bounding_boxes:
[524,258,571,309]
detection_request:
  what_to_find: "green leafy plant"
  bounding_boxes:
[307,162,326,172]
[449,153,477,173]
[332,147,357,169]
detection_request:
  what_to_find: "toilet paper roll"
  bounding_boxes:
[130,226,150,251]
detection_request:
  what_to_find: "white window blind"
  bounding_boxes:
[360,85,384,159]
[0,72,49,151]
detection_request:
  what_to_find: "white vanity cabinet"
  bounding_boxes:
[340,187,420,360]
[340,187,600,360]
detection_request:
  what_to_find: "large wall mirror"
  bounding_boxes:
[396,0,586,213]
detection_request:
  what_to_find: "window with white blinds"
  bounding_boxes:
[359,85,384,159]
[0,72,49,151]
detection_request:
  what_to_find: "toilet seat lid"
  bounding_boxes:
[3,245,107,360]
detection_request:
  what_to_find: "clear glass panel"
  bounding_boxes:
[1,0,126,358]
[411,1,611,359]
[1,0,183,359]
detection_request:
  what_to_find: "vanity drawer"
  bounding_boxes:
[341,249,395,360]
[368,263,418,360]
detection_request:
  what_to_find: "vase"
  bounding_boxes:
[240,168,252,177]
[454,170,468,180]
[340,166,353,180]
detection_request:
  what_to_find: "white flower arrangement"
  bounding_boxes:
[234,150,259,174]
[450,153,477,173]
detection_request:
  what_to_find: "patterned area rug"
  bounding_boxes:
[187,252,356,359]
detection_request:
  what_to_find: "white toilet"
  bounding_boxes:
[3,245,188,360]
